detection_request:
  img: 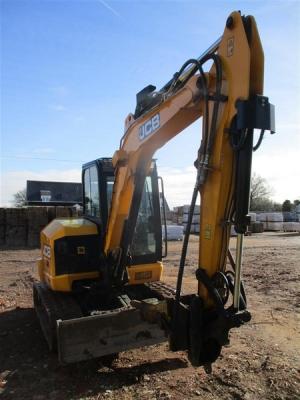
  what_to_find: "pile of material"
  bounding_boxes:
[27,207,49,247]
[0,206,81,248]
[4,208,27,247]
[0,209,5,245]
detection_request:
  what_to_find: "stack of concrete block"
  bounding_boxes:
[248,212,257,223]
[247,212,264,233]
[182,205,200,234]
[296,205,300,222]
[165,210,174,223]
[172,206,184,224]
[56,206,72,218]
[47,206,57,223]
[283,222,300,232]
[162,225,184,241]
[282,211,297,222]
[0,206,83,249]
[5,208,27,247]
[27,207,49,248]
[256,212,284,231]
[256,213,267,230]
[71,205,83,217]
[250,222,264,233]
[266,213,283,231]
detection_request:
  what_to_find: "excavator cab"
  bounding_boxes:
[82,158,164,268]
[36,158,165,293]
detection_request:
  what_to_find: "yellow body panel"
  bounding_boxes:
[43,271,100,292]
[39,218,99,292]
[43,218,98,239]
[127,262,163,285]
[39,217,163,292]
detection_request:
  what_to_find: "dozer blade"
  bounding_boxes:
[57,307,167,364]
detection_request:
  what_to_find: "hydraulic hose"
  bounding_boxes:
[172,178,199,337]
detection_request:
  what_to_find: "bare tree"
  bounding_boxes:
[13,189,27,207]
[250,173,273,211]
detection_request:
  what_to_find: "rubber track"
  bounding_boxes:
[34,282,83,320]
[33,282,83,350]
[147,281,182,300]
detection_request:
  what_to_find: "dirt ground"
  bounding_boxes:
[0,232,299,400]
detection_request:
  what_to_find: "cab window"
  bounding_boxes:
[131,176,156,257]
[84,166,100,218]
[106,176,114,216]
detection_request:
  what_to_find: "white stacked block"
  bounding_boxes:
[248,212,257,222]
[266,222,283,231]
[162,225,184,241]
[283,222,300,232]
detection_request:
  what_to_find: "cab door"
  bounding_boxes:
[131,170,162,265]
[83,159,163,269]
[83,164,101,219]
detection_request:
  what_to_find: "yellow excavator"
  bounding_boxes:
[33,11,275,369]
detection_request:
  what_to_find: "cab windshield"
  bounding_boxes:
[83,163,160,263]
[107,175,157,260]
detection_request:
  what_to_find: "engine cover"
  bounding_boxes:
[38,218,101,292]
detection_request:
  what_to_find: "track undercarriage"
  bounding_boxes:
[33,277,251,367]
[33,281,175,364]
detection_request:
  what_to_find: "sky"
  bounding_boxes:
[1,0,300,207]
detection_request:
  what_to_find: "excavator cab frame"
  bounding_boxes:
[82,157,164,268]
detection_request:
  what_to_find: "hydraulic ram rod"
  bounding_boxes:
[233,233,244,310]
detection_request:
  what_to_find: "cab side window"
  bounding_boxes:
[132,176,156,257]
[84,166,100,219]
[84,168,91,215]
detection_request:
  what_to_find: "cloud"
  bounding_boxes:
[1,169,81,206]
[49,104,66,112]
[157,166,198,208]
[2,147,299,208]
[158,145,300,209]
[32,147,55,155]
[252,150,300,203]
[50,85,69,97]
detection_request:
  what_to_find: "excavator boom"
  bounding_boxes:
[103,11,274,365]
[105,11,273,294]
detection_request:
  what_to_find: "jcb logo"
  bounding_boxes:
[139,113,160,141]
[43,245,51,259]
